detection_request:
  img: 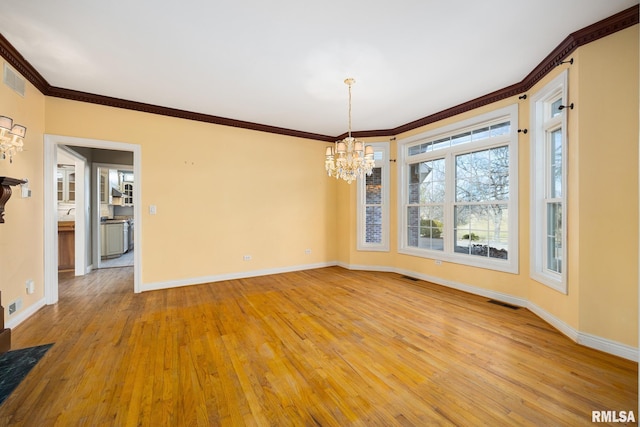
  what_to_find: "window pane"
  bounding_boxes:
[472,127,490,141]
[407,206,420,247]
[454,205,481,255]
[550,129,562,198]
[456,154,472,201]
[456,147,508,202]
[427,159,446,203]
[490,122,510,137]
[488,204,509,259]
[365,206,382,244]
[365,168,382,204]
[490,146,509,201]
[432,137,449,151]
[551,98,563,117]
[409,159,445,204]
[454,204,508,259]
[451,131,471,146]
[418,206,444,251]
[546,202,562,273]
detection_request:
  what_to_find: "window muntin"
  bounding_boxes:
[399,105,518,273]
[358,142,389,251]
[530,70,568,292]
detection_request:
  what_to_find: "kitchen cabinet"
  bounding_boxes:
[58,221,75,270]
[122,182,133,205]
[100,169,109,205]
[57,167,75,202]
[101,221,126,258]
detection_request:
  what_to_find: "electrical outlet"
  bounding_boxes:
[304,249,311,255]
[435,260,442,265]
[243,255,252,261]
[26,279,35,294]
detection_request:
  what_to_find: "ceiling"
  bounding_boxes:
[0,1,637,138]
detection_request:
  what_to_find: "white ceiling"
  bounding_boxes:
[0,1,636,137]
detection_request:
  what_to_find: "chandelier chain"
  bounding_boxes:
[324,78,375,184]
[347,81,353,138]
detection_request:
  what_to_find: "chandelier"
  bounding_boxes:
[0,116,26,163]
[325,78,375,184]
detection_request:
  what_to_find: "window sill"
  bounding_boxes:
[531,271,567,294]
[399,247,519,274]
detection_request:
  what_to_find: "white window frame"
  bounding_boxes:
[530,70,568,293]
[398,104,519,273]
[357,142,390,251]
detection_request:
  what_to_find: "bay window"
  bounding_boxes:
[399,105,519,273]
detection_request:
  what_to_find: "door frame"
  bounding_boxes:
[56,145,88,276]
[44,134,142,304]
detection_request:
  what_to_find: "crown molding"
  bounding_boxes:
[0,34,49,93]
[45,86,336,142]
[0,4,637,142]
[385,4,639,138]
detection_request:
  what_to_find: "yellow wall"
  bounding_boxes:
[44,98,338,285]
[0,62,46,316]
[575,27,639,343]
[0,24,637,352]
[338,26,639,348]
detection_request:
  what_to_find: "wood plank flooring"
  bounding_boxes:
[0,266,636,426]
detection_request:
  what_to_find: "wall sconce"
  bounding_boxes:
[0,116,27,163]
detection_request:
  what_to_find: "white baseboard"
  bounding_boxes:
[343,262,638,362]
[345,262,527,307]
[141,261,337,292]
[13,262,635,362]
[5,297,46,330]
[576,331,638,362]
[527,302,638,361]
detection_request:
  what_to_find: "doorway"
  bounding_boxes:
[95,164,135,269]
[44,135,142,305]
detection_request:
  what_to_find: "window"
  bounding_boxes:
[399,105,518,273]
[357,142,389,251]
[530,71,568,293]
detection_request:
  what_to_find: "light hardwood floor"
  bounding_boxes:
[0,267,637,426]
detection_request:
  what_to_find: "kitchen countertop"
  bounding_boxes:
[58,221,75,231]
[102,219,129,224]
